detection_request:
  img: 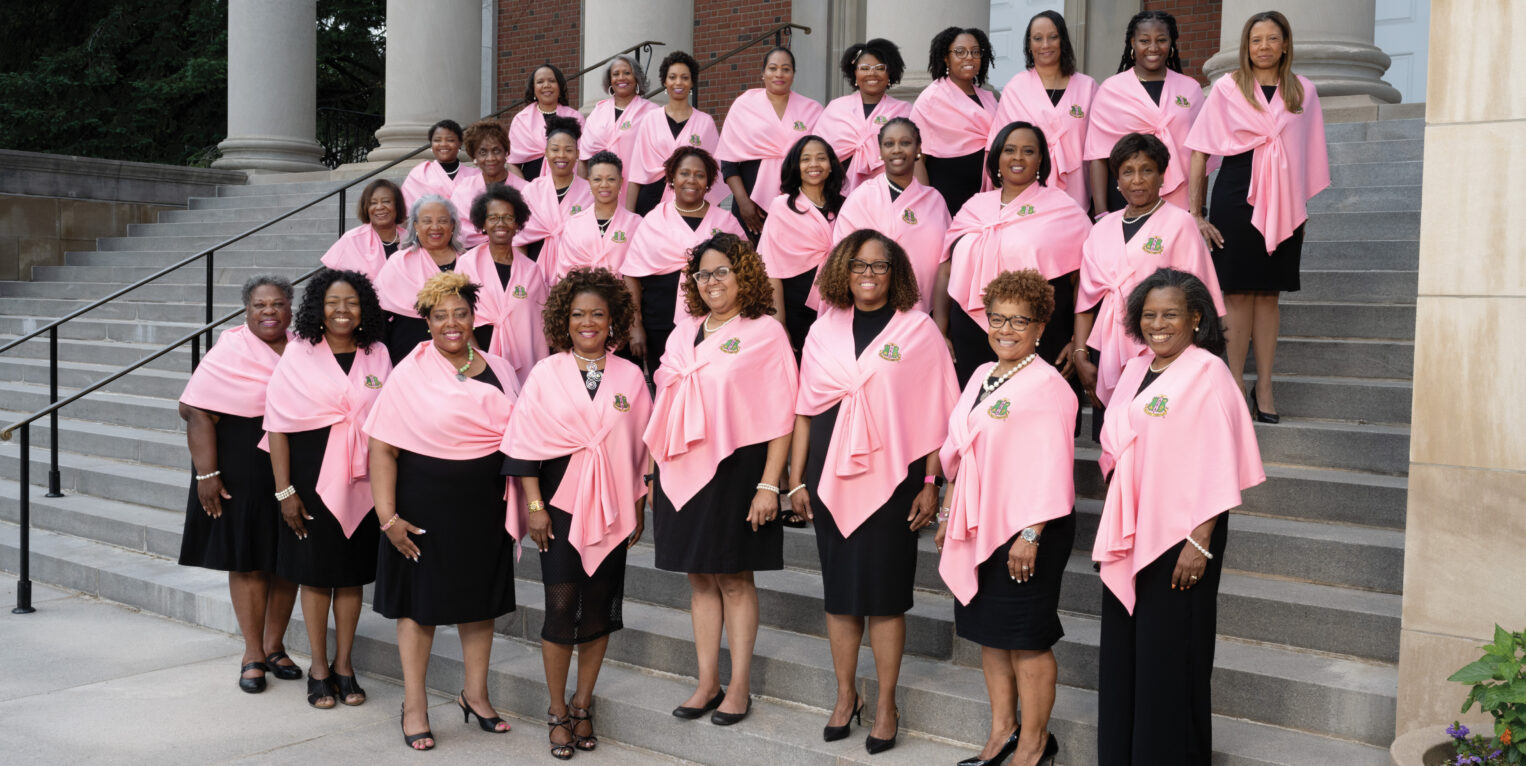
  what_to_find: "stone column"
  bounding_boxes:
[1204,0,1400,103]
[214,0,324,173]
[866,0,990,100]
[580,0,694,108]
[368,0,483,163]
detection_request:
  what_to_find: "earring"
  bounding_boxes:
[1194,325,1200,332]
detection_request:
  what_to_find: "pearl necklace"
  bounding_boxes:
[982,353,1037,396]
[1148,356,1177,374]
[1121,198,1164,224]
[572,350,607,390]
[674,201,707,215]
[703,311,740,335]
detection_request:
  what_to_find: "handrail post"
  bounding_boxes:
[12,423,35,614]
[191,334,201,371]
[205,249,215,353]
[338,188,347,238]
[45,327,61,497]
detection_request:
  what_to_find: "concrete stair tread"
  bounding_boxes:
[1064,498,1405,552]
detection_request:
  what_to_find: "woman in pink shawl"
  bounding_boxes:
[816,38,911,194]
[451,119,527,249]
[401,119,482,211]
[579,54,655,210]
[502,268,651,758]
[623,51,723,217]
[374,195,487,365]
[462,184,549,385]
[509,63,585,182]
[934,270,1075,766]
[787,230,958,754]
[645,233,797,727]
[364,272,521,751]
[1186,11,1329,424]
[758,134,846,354]
[1084,11,1204,214]
[546,150,643,286]
[320,179,405,282]
[177,275,300,694]
[716,46,825,238]
[264,269,391,709]
[516,116,594,265]
[909,27,997,216]
[1093,268,1264,766]
[992,11,1097,213]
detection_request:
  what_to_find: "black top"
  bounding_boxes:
[613,107,624,121]
[862,100,877,118]
[555,184,571,201]
[886,178,904,203]
[334,351,356,375]
[440,160,460,179]
[1046,88,1064,106]
[1141,79,1165,105]
[1137,367,1163,397]
[382,240,400,257]
[493,259,514,288]
[681,214,704,231]
[667,114,688,138]
[1261,84,1277,100]
[851,302,896,355]
[1121,210,1155,242]
[438,259,457,272]
[968,92,985,108]
[472,363,505,393]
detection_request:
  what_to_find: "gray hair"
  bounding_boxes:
[400,194,465,253]
[240,274,293,306]
[602,54,649,95]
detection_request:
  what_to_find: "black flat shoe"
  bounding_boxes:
[331,664,366,706]
[672,688,725,719]
[237,661,267,694]
[823,693,863,742]
[400,703,434,751]
[307,674,337,709]
[264,651,303,681]
[865,710,899,755]
[959,728,1019,766]
[1250,388,1280,424]
[458,689,511,733]
[710,697,751,726]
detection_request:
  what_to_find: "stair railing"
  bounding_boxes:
[642,23,811,106]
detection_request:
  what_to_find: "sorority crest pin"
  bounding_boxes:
[1142,236,1164,254]
[719,337,741,354]
[512,285,529,299]
[620,119,633,130]
[878,342,901,362]
[710,227,723,235]
[689,134,703,146]
[873,115,888,125]
[793,120,807,131]
[363,374,383,389]
[569,204,583,215]
[613,393,631,412]
[1144,395,1169,417]
[611,230,627,243]
[901,208,918,225]
[1069,104,1085,119]
[987,398,1011,420]
[1016,204,1035,216]
[1175,95,1191,108]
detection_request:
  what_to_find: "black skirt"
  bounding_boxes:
[516,454,628,645]
[178,413,280,573]
[633,180,666,218]
[519,157,544,182]
[948,273,1076,387]
[923,150,985,217]
[807,404,923,616]
[372,449,516,626]
[779,267,819,353]
[1208,151,1303,292]
[637,271,682,376]
[953,511,1075,650]
[385,313,493,366]
[723,158,763,241]
[273,427,379,588]
[652,441,783,574]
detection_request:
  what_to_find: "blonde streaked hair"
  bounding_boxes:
[413,271,481,319]
[1233,10,1303,114]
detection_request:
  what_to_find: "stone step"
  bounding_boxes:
[1298,269,1418,304]
[1326,138,1423,165]
[1241,373,1411,425]
[190,192,374,211]
[218,175,408,196]
[0,335,193,372]
[1305,211,1421,242]
[95,232,337,252]
[0,281,245,304]
[64,249,323,269]
[0,411,186,476]
[126,217,342,237]
[1250,336,1412,379]
[1306,185,1420,213]
[0,446,188,512]
[0,356,189,404]
[1328,161,1420,188]
[1277,301,1415,341]
[1302,240,1418,271]
[0,380,186,432]
[0,315,222,346]
[30,263,316,285]
[158,204,344,223]
[1325,118,1423,143]
[0,297,243,325]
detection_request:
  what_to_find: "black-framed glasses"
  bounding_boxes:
[848,259,891,275]
[987,312,1034,331]
[692,266,734,284]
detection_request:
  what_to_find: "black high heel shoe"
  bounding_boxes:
[865,709,899,755]
[1039,732,1059,766]
[458,690,510,733]
[1250,388,1280,424]
[958,728,1019,766]
[400,703,434,751]
[823,693,864,742]
[672,688,726,719]
[547,708,576,761]
[570,702,598,751]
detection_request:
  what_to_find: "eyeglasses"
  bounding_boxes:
[856,64,888,73]
[692,266,734,283]
[848,259,891,275]
[484,215,516,225]
[949,47,982,60]
[987,312,1035,331]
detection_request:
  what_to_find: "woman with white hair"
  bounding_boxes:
[373,195,488,364]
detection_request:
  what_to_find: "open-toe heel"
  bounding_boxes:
[569,703,598,751]
[822,693,863,742]
[458,689,510,733]
[547,708,576,760]
[399,703,434,751]
[330,664,366,706]
[306,673,337,709]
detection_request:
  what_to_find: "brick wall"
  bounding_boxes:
[1143,1,1222,84]
[495,2,583,125]
[692,0,792,127]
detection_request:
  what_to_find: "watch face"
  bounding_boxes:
[1021,527,1039,543]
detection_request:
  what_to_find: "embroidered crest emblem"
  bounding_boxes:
[512,285,528,299]
[792,120,807,131]
[873,115,888,125]
[1175,95,1191,108]
[610,230,627,243]
[719,337,741,354]
[1142,236,1164,255]
[1069,104,1085,118]
[613,393,631,412]
[1016,204,1035,216]
[619,119,633,130]
[901,208,918,225]
[710,227,723,235]
[878,343,901,362]
[987,398,1011,420]
[688,134,703,146]
[1144,395,1169,417]
[569,204,583,215]
[363,374,383,389]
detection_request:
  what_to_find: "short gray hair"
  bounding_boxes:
[240,274,293,306]
[602,54,649,95]
[400,194,465,253]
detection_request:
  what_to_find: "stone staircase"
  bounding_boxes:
[0,116,1420,765]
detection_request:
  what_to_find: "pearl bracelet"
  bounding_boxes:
[756,483,779,494]
[195,470,220,481]
[1185,535,1214,560]
[274,486,297,501]
[786,484,807,498]
[937,507,951,523]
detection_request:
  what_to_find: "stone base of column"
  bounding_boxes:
[1204,41,1401,103]
[213,135,325,173]
[365,122,436,164]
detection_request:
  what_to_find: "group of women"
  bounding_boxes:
[177,8,1321,765]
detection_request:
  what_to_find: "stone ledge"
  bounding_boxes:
[0,150,246,205]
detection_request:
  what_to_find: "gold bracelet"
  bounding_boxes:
[528,500,546,514]
[380,515,400,531]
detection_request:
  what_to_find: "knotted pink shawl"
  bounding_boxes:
[321,224,392,282]
[545,206,643,284]
[373,246,456,317]
[715,88,825,209]
[620,200,746,279]
[756,193,834,280]
[457,244,548,385]
[1083,69,1205,208]
[943,185,1089,325]
[179,324,288,418]
[625,107,727,206]
[910,77,998,159]
[992,70,1097,210]
[450,172,529,249]
[507,104,585,166]
[513,175,595,272]
[402,160,483,212]
[827,175,951,312]
[816,93,912,192]
[580,96,657,208]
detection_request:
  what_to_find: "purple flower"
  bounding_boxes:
[1448,722,1470,739]
[1489,751,1502,760]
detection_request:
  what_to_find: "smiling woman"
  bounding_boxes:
[401,119,482,211]
[509,64,585,182]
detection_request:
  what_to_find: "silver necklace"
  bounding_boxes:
[1121,198,1164,225]
[703,312,740,335]
[982,353,1036,396]
[572,351,607,390]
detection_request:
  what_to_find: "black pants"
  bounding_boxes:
[1098,513,1228,766]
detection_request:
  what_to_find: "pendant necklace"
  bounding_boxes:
[455,344,475,381]
[979,353,1036,400]
[572,351,607,390]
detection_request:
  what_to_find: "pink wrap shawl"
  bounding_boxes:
[625,107,727,206]
[580,96,657,208]
[1083,69,1205,207]
[502,353,652,573]
[262,339,392,537]
[715,89,825,209]
[910,78,998,158]
[1078,203,1225,405]
[513,175,596,272]
[179,324,288,418]
[816,93,912,192]
[545,206,643,284]
[943,185,1089,324]
[756,193,834,280]
[620,200,746,278]
[373,246,455,317]
[992,70,1098,210]
[796,307,957,536]
[643,315,798,510]
[1092,345,1264,614]
[938,361,1076,605]
[321,224,391,282]
[1185,74,1329,252]
[507,104,586,165]
[401,160,482,211]
[457,244,548,385]
[450,173,529,249]
[829,175,951,312]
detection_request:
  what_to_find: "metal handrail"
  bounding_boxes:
[642,23,810,103]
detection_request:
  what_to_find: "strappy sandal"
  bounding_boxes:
[331,664,366,706]
[400,703,434,751]
[547,708,576,760]
[307,674,337,709]
[780,508,809,528]
[569,702,598,751]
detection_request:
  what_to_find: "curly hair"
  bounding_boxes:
[587,149,623,178]
[542,267,635,353]
[982,269,1054,324]
[356,179,405,225]
[463,118,509,157]
[658,50,699,86]
[986,121,1052,187]
[427,119,463,143]
[1117,10,1183,74]
[680,233,775,318]
[414,271,482,320]
[293,268,387,350]
[1123,268,1225,355]
[1108,132,1171,176]
[663,146,719,190]
[928,26,993,86]
[780,136,845,219]
[1024,11,1078,76]
[523,63,569,106]
[469,184,531,233]
[602,53,649,95]
[814,229,921,312]
[841,38,905,88]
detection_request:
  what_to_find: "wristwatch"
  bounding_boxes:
[1019,526,1041,545]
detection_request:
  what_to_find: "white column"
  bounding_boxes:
[866,0,990,99]
[368,0,483,163]
[1204,0,1400,103]
[214,0,324,173]
[580,0,694,108]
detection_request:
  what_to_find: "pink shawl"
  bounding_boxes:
[450,172,529,249]
[1078,203,1225,405]
[938,360,1076,605]
[457,244,548,385]
[816,93,912,192]
[507,104,586,165]
[179,324,288,418]
[943,185,1089,324]
[321,224,391,282]
[401,160,482,212]
[643,314,798,510]
[715,88,825,208]
[1185,74,1330,253]
[620,200,746,278]
[373,246,454,317]
[828,175,951,312]
[580,96,657,208]
[910,77,998,158]
[545,206,643,284]
[992,70,1098,210]
[262,339,392,537]
[1083,70,1204,208]
[502,353,652,573]
[1092,345,1264,614]
[625,107,726,205]
[513,175,595,269]
[796,307,957,536]
[756,193,834,280]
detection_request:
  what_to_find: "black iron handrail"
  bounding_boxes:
[643,23,810,105]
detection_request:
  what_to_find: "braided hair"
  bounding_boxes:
[1116,10,1183,74]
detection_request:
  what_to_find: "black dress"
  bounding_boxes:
[273,352,381,589]
[371,365,517,626]
[923,151,985,218]
[631,115,691,217]
[806,303,922,616]
[636,214,704,375]
[1207,84,1303,293]
[779,266,819,353]
[179,411,280,573]
[720,158,763,240]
